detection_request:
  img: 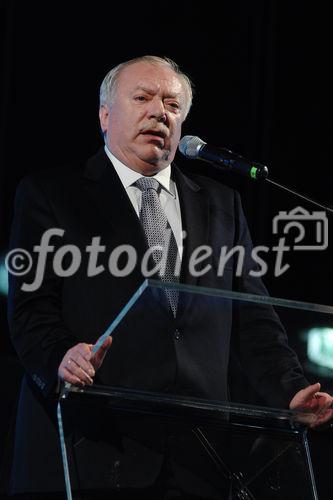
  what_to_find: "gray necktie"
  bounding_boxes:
[136,177,179,315]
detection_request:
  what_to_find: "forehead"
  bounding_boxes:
[117,61,186,97]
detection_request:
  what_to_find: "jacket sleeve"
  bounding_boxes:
[7,175,79,398]
[232,191,309,408]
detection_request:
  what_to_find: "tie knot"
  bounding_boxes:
[136,177,160,193]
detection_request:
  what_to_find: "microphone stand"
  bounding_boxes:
[265,177,333,214]
[208,159,333,214]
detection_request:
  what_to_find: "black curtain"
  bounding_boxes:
[0,1,332,497]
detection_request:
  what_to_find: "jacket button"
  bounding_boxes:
[174,329,181,340]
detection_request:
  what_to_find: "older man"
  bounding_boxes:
[8,56,333,499]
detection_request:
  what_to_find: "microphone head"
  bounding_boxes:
[178,135,206,159]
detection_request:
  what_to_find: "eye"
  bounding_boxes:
[166,101,180,111]
[134,95,147,102]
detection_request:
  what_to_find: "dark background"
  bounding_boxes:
[0,0,332,497]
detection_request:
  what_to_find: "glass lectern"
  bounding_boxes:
[58,280,333,499]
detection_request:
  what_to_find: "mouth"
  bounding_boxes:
[140,129,167,147]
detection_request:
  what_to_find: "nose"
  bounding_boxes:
[147,97,167,123]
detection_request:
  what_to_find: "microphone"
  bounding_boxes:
[178,135,269,181]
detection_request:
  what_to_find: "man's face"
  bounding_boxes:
[99,61,188,175]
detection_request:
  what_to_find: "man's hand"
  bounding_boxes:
[58,337,113,386]
[289,382,333,428]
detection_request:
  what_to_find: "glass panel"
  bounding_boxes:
[59,386,317,500]
[58,280,332,499]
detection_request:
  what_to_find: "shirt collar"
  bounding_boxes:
[104,145,175,197]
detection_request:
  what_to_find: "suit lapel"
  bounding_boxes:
[173,166,210,287]
[83,148,148,265]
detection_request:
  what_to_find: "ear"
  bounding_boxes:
[99,105,110,133]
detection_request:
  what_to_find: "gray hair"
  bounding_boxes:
[99,55,193,119]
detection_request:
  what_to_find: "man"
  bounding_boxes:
[7,55,333,499]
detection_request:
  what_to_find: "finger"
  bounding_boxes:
[59,366,85,386]
[295,413,317,426]
[99,337,112,351]
[313,392,332,401]
[65,358,94,385]
[310,410,333,428]
[73,353,95,378]
[290,383,324,411]
[92,337,112,368]
[314,391,326,397]
[74,343,94,361]
[315,396,333,411]
[296,383,321,406]
[303,382,321,398]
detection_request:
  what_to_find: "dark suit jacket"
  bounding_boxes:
[7,148,309,494]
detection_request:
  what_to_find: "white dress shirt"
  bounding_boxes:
[104,145,183,259]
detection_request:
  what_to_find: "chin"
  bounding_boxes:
[143,151,170,166]
[140,161,166,176]
[133,146,172,174]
